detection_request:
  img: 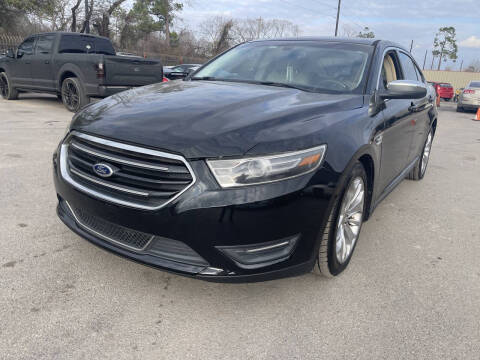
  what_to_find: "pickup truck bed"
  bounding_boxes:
[0,32,163,112]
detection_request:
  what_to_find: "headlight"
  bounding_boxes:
[207,145,327,188]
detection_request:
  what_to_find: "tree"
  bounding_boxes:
[93,0,128,37]
[70,0,82,32]
[232,17,299,42]
[199,16,234,56]
[433,27,458,71]
[357,27,374,38]
[149,0,182,48]
[465,60,480,72]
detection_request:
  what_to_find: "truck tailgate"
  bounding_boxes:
[104,56,163,86]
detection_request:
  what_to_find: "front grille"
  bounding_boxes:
[60,132,195,210]
[61,201,208,266]
[73,206,153,250]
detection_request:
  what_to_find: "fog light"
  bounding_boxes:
[216,235,299,269]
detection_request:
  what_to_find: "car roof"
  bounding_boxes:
[250,36,405,49]
[29,31,111,41]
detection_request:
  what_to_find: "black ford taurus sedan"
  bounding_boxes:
[53,38,437,282]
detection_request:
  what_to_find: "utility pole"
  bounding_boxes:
[430,54,435,70]
[459,60,464,72]
[84,0,90,34]
[409,40,413,53]
[335,0,341,37]
[422,49,427,70]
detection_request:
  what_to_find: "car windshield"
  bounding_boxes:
[192,41,372,94]
[469,81,480,88]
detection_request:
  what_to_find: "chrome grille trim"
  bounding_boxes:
[69,168,150,197]
[70,142,170,171]
[60,131,196,211]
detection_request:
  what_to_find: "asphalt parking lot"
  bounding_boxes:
[1,94,479,359]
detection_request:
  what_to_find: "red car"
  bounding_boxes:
[429,82,454,101]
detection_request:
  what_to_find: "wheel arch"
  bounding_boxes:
[57,63,86,92]
[327,144,379,224]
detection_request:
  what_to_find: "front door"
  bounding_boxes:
[378,51,413,192]
[11,36,36,88]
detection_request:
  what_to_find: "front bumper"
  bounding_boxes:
[53,147,338,282]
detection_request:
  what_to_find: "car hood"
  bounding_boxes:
[72,80,364,158]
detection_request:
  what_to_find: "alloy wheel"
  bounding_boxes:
[62,80,80,111]
[421,131,433,176]
[335,177,365,264]
[0,74,8,98]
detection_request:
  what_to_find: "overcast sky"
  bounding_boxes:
[178,0,480,70]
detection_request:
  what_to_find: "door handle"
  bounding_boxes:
[45,60,50,64]
[409,102,422,112]
[25,61,31,64]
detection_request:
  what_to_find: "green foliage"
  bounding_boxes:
[432,26,458,70]
[357,27,374,39]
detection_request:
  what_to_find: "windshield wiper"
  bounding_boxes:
[191,76,218,81]
[254,81,313,92]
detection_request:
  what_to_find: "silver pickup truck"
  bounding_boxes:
[0,32,164,112]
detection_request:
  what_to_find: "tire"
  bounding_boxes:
[316,162,367,277]
[445,98,450,102]
[61,77,89,112]
[407,129,433,181]
[0,72,19,100]
[456,105,463,112]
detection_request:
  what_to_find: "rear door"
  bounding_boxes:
[396,50,431,164]
[30,34,56,90]
[11,36,36,87]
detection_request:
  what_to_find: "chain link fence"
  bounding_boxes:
[0,33,207,65]
[0,34,23,53]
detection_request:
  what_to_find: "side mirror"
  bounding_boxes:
[16,49,24,58]
[379,80,427,100]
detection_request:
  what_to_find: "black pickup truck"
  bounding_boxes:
[0,32,163,111]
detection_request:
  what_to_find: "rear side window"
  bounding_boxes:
[398,52,418,81]
[59,35,115,55]
[18,37,35,55]
[469,81,480,87]
[94,38,115,55]
[440,83,452,88]
[35,34,55,54]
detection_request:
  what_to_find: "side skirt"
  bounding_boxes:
[371,156,419,213]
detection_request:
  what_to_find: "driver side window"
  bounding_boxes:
[380,52,400,90]
[18,37,35,55]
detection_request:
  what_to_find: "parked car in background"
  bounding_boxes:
[53,38,437,281]
[429,82,454,101]
[457,81,480,112]
[0,32,164,112]
[164,64,201,80]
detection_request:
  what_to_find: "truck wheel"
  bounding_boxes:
[61,77,89,112]
[315,162,367,277]
[0,72,19,100]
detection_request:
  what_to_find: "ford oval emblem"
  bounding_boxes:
[93,163,114,178]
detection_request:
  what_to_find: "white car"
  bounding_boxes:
[457,81,480,112]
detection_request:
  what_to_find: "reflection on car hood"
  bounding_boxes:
[72,80,364,158]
